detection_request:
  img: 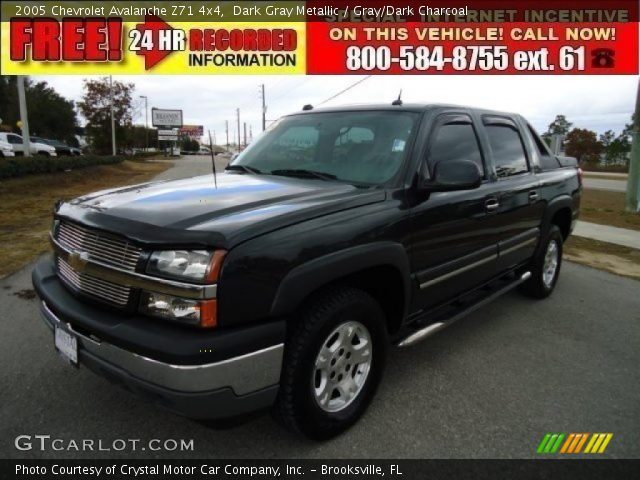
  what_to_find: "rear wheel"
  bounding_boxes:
[520,225,563,298]
[274,287,387,440]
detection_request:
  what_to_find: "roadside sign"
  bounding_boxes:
[152,108,183,128]
[179,125,204,139]
[158,134,178,141]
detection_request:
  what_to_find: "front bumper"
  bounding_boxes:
[33,255,284,420]
[2,149,15,157]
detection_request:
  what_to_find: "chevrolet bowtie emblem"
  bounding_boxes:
[68,251,90,272]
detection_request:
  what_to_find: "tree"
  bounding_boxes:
[77,77,135,154]
[123,125,157,149]
[179,135,199,152]
[599,130,615,148]
[0,76,77,143]
[545,115,573,136]
[565,128,603,163]
[599,130,616,165]
[623,114,636,141]
[605,137,631,166]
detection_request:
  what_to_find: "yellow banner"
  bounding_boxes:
[1,20,306,75]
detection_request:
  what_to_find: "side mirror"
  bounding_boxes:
[420,160,482,192]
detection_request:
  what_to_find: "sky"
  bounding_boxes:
[30,74,637,143]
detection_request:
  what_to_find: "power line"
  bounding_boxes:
[316,76,373,107]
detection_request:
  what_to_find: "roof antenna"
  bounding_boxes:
[302,104,314,111]
[392,89,403,106]
[208,129,218,189]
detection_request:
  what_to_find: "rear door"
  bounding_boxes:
[480,115,544,270]
[410,111,502,311]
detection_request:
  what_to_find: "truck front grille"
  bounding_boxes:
[57,221,141,271]
[55,221,141,307]
[58,258,132,306]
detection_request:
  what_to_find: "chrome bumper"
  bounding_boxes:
[40,301,283,396]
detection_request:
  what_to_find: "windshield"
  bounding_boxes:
[231,110,419,185]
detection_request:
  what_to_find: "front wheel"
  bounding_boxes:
[274,287,387,440]
[520,225,563,299]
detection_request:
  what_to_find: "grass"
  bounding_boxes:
[579,189,640,231]
[0,160,171,279]
[565,236,640,281]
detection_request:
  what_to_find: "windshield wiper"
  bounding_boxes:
[225,164,263,174]
[270,169,337,181]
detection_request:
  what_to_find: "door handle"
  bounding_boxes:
[529,190,539,203]
[485,198,499,212]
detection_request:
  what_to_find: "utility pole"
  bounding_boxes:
[626,78,640,212]
[236,108,241,151]
[250,125,253,143]
[16,76,31,157]
[225,120,229,151]
[139,95,148,151]
[109,75,116,156]
[260,83,266,131]
[243,122,247,148]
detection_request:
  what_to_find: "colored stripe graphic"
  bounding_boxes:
[539,433,613,454]
[537,433,565,454]
[585,433,613,453]
[574,433,589,453]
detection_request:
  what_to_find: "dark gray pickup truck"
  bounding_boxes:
[33,103,581,439]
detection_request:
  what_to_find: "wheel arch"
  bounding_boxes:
[271,242,411,335]
[542,195,574,240]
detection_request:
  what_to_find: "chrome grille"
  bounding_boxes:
[58,258,132,306]
[57,221,141,271]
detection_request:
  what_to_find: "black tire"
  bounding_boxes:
[519,225,563,299]
[274,286,388,440]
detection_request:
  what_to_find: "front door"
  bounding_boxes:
[409,112,501,312]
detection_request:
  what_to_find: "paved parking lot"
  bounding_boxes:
[1,156,638,459]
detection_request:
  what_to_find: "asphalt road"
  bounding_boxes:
[583,177,627,192]
[1,156,639,459]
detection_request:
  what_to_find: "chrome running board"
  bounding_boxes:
[398,271,532,348]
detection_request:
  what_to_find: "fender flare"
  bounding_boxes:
[542,194,573,233]
[270,242,411,318]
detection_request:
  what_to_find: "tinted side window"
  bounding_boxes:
[486,125,528,178]
[7,134,21,144]
[429,123,484,177]
[527,124,561,170]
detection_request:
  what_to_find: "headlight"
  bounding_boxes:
[139,291,216,327]
[146,250,225,283]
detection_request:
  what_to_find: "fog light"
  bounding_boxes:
[140,292,216,327]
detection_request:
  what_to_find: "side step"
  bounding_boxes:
[397,271,531,348]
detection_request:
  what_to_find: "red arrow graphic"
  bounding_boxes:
[133,15,175,70]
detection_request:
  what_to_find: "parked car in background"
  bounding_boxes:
[32,137,82,156]
[0,139,15,157]
[0,132,57,156]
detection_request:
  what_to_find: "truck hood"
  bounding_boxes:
[56,172,385,249]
